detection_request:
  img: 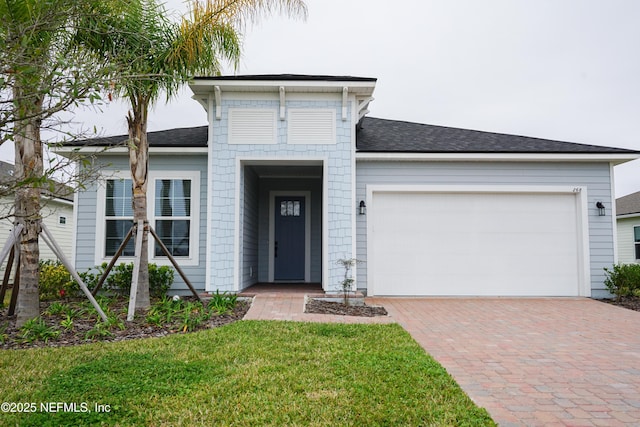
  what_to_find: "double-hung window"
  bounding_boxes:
[634,226,640,260]
[98,171,200,266]
[153,178,192,257]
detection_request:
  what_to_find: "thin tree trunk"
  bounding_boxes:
[13,85,43,327]
[127,96,150,309]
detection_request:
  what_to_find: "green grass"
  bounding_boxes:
[0,321,494,426]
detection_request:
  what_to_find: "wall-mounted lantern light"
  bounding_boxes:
[596,201,606,216]
[359,200,367,215]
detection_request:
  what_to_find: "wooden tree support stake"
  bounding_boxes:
[1,225,22,317]
[149,226,203,303]
[127,220,144,321]
[92,224,136,295]
[40,223,108,322]
[0,247,14,306]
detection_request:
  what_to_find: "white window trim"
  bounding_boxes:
[95,170,200,267]
[148,171,200,266]
[634,225,640,261]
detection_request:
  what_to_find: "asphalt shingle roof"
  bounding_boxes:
[66,117,637,156]
[67,126,208,147]
[356,117,638,154]
[617,191,640,216]
[0,161,73,201]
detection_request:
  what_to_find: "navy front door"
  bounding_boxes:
[274,196,305,280]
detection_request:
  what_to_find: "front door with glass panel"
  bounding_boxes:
[274,196,305,280]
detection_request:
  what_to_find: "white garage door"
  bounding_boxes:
[369,191,583,296]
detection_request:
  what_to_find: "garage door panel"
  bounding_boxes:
[370,191,581,296]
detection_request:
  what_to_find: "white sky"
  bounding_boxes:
[1,0,639,196]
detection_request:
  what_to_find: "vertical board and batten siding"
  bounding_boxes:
[355,161,615,297]
[616,217,640,264]
[74,155,208,293]
[241,167,259,288]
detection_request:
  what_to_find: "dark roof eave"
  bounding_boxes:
[192,74,377,82]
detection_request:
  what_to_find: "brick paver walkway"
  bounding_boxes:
[243,288,640,426]
[370,297,640,427]
[242,289,393,324]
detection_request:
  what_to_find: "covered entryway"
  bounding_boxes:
[238,161,323,290]
[367,187,588,296]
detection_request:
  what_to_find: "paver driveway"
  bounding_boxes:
[368,297,640,426]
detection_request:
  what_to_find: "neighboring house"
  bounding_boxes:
[615,191,640,264]
[0,161,74,280]
[57,75,639,299]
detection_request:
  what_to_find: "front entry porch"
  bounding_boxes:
[238,282,323,296]
[238,162,324,292]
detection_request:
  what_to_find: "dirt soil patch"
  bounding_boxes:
[0,297,250,350]
[305,298,387,317]
[598,296,640,312]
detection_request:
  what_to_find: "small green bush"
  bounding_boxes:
[208,290,238,315]
[104,263,174,298]
[603,263,640,299]
[19,318,60,343]
[38,261,80,300]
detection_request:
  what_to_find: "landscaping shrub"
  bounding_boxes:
[104,262,174,298]
[39,261,81,300]
[603,263,640,299]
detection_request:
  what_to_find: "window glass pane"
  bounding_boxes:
[155,220,190,257]
[293,201,300,216]
[105,220,135,256]
[635,244,640,260]
[634,227,640,242]
[155,179,191,217]
[287,201,294,216]
[106,179,133,216]
[280,201,287,216]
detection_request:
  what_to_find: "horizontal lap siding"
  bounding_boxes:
[355,161,614,297]
[617,217,640,264]
[75,155,208,293]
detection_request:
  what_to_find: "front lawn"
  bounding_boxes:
[0,321,494,426]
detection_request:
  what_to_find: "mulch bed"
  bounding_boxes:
[0,297,250,350]
[305,298,387,317]
[597,296,640,312]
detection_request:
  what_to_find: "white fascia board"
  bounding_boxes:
[190,79,376,96]
[42,195,74,206]
[356,152,640,163]
[53,147,208,156]
[616,213,640,219]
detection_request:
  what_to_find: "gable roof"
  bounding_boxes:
[617,191,640,216]
[356,117,638,154]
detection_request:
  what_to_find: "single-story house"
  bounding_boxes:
[615,191,640,264]
[57,74,639,298]
[0,160,74,280]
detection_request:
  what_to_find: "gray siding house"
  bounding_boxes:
[59,75,639,298]
[615,191,640,264]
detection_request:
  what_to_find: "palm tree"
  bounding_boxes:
[1,0,113,326]
[81,0,307,310]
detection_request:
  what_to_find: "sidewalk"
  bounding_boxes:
[240,284,393,324]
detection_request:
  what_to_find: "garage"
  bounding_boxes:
[368,188,586,296]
